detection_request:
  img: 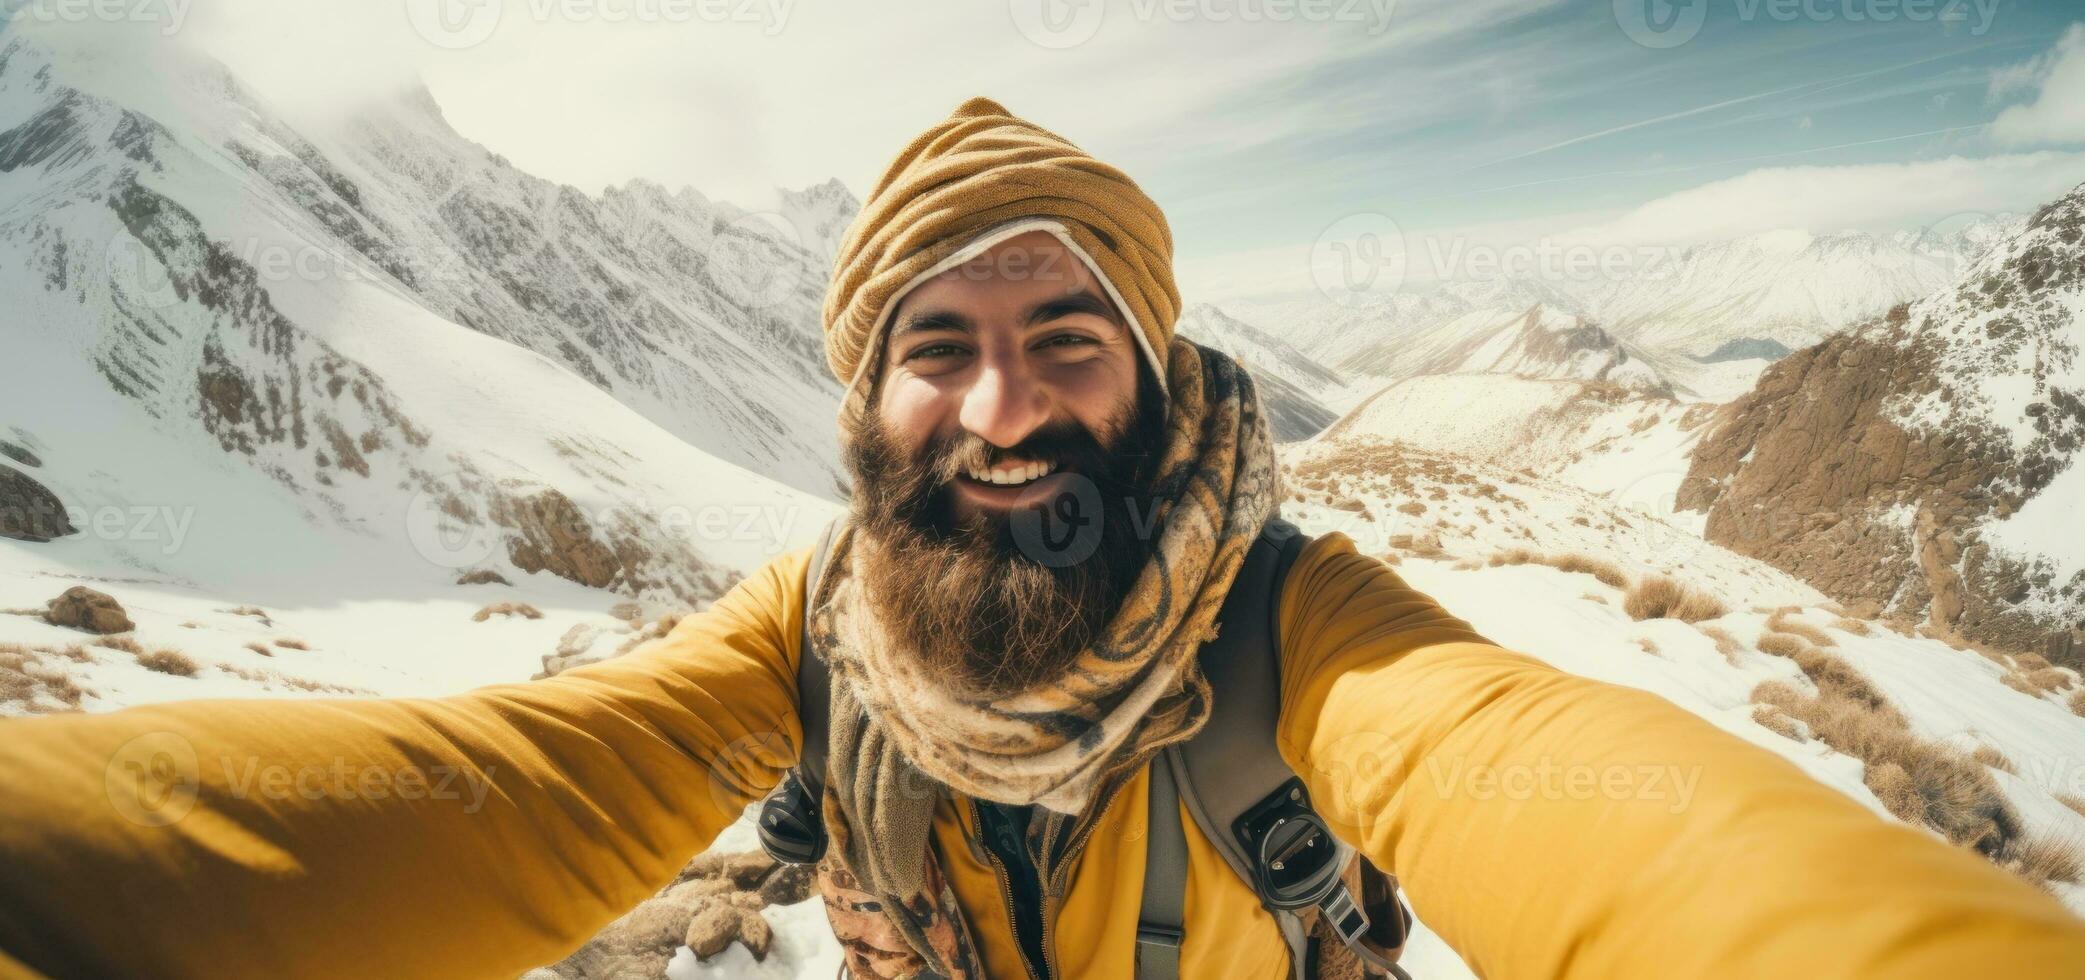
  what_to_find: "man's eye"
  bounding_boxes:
[1038,334,1095,349]
[908,343,967,361]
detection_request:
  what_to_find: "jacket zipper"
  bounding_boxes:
[966,773,1136,980]
[1040,777,1132,979]
[970,798,1046,980]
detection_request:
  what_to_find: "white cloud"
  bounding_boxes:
[1181,151,2085,304]
[1570,152,2085,246]
[137,0,1546,207]
[1990,23,2085,146]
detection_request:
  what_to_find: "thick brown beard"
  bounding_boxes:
[844,373,1168,699]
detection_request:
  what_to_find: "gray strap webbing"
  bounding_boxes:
[1135,518,1312,980]
[1134,754,1187,978]
[795,521,838,792]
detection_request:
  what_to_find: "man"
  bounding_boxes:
[1,98,2082,980]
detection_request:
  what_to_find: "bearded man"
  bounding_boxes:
[2,99,2083,980]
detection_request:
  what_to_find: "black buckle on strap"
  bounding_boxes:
[1318,882,1371,947]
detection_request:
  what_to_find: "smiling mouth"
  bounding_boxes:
[960,457,1060,487]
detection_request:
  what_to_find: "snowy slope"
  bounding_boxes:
[1590,226,2016,359]
[1334,303,1677,397]
[0,32,841,705]
[1175,303,1345,438]
[0,34,852,500]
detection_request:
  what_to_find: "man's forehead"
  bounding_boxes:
[931,231,1091,286]
[891,234,1123,326]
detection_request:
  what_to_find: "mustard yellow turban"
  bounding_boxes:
[821,97,1179,392]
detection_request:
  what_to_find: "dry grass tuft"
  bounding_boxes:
[1489,549,1630,590]
[245,642,274,657]
[1767,610,1837,648]
[1751,704,1804,741]
[94,634,143,655]
[2070,688,2085,718]
[2023,667,2072,693]
[0,645,88,713]
[1386,534,1446,561]
[2001,835,2085,890]
[2001,672,2042,697]
[135,648,199,677]
[2056,794,2085,819]
[1622,574,1727,623]
[1581,592,1610,606]
[1756,632,1809,659]
[455,569,511,586]
[221,605,273,626]
[1788,646,1897,715]
[1696,625,1743,666]
[1751,664,2025,866]
[1830,617,1874,637]
[472,602,544,622]
[274,638,310,651]
[1972,745,2017,775]
[1636,637,1661,656]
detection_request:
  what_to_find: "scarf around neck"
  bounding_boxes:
[804,338,1280,977]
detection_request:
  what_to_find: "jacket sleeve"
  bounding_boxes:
[0,548,813,980]
[1275,532,2085,978]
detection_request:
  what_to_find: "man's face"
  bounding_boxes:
[874,230,1146,523]
[843,230,1168,697]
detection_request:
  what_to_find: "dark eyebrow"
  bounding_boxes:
[892,309,973,337]
[1026,290,1121,329]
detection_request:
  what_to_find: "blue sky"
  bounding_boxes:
[19,0,2085,301]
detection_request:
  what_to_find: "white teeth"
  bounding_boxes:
[966,460,1057,485]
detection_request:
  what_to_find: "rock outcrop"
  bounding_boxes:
[1679,184,2085,663]
[45,586,133,634]
[523,850,815,978]
[0,465,72,542]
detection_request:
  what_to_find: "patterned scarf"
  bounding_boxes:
[803,338,1279,977]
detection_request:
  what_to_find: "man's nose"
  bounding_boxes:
[958,353,1050,449]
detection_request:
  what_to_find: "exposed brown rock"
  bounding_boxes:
[45,586,133,634]
[494,489,621,591]
[0,465,74,542]
[524,850,815,978]
[1679,186,2085,665]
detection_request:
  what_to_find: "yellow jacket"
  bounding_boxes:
[2,533,2081,978]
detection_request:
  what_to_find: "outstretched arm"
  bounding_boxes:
[0,549,813,980]
[1276,533,2085,978]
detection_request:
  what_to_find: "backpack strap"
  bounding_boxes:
[1136,517,1310,978]
[795,520,839,794]
[1135,518,1412,980]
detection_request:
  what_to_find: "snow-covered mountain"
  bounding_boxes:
[1225,224,2016,406]
[0,31,840,673]
[1679,184,2085,664]
[1174,303,1344,438]
[1588,226,2017,360]
[0,36,852,501]
[1334,303,1678,396]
